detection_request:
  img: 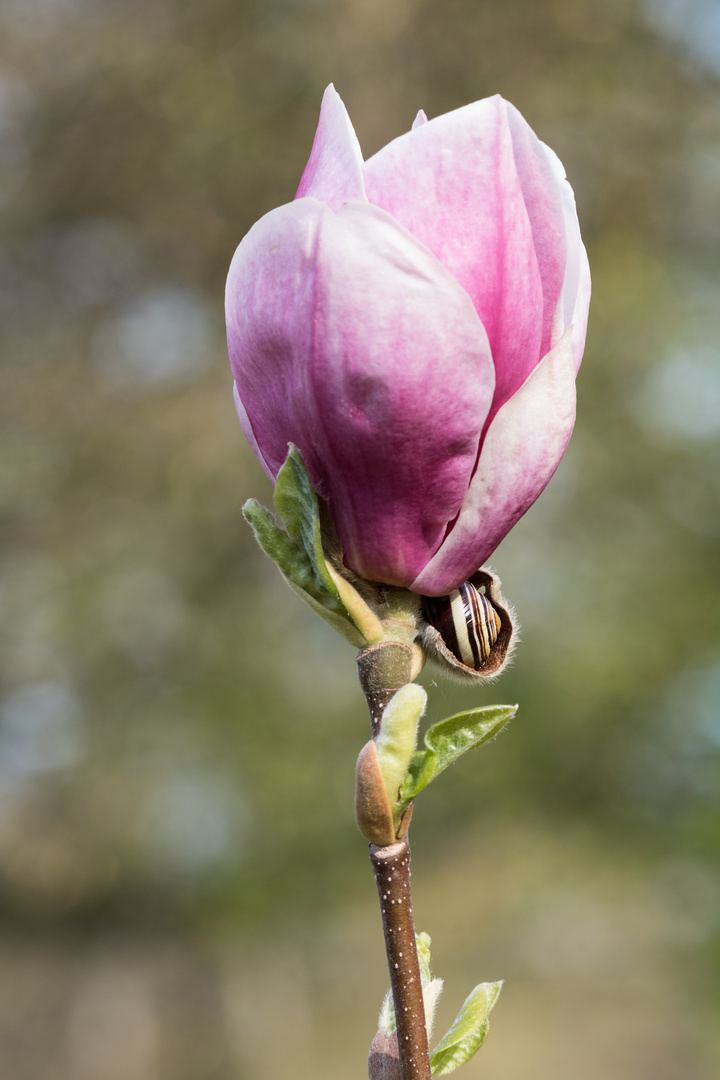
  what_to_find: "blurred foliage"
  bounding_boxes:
[2,0,720,1076]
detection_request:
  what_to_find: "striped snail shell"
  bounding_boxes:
[421,581,501,671]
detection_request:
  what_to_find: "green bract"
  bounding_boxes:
[375,684,427,828]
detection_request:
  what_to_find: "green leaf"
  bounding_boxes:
[243,498,317,595]
[273,444,342,605]
[245,445,384,647]
[283,578,366,648]
[242,498,363,646]
[400,705,516,803]
[430,982,502,1076]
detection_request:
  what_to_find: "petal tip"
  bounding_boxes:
[295,86,366,210]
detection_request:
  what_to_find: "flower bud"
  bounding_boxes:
[226,87,590,596]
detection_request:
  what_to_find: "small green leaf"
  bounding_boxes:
[400,705,516,803]
[284,578,366,648]
[243,498,317,595]
[245,446,385,646]
[242,498,363,645]
[430,982,502,1076]
[273,444,342,604]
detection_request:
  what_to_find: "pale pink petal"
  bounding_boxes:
[569,243,591,371]
[226,197,495,587]
[411,109,428,130]
[364,95,550,418]
[503,105,568,358]
[411,328,576,595]
[540,141,592,368]
[295,84,367,210]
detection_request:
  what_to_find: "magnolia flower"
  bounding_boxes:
[226,86,590,596]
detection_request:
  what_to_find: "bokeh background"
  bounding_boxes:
[2,0,720,1076]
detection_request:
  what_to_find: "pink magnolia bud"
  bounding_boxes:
[226,86,590,596]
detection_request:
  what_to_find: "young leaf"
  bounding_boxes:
[273,444,341,603]
[430,982,502,1076]
[400,705,516,803]
[242,499,364,646]
[266,445,383,644]
[243,498,320,598]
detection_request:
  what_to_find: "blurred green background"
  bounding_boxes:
[2,0,720,1076]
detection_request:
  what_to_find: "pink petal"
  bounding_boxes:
[233,381,274,482]
[557,203,591,372]
[364,96,571,419]
[295,85,367,211]
[540,142,592,369]
[502,105,568,358]
[226,197,495,587]
[411,109,428,130]
[569,241,591,371]
[411,328,577,595]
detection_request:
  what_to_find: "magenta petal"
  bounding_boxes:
[364,95,552,418]
[233,381,274,482]
[226,197,495,586]
[295,85,367,211]
[411,329,577,596]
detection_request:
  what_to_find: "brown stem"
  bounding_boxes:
[357,642,413,736]
[369,838,431,1080]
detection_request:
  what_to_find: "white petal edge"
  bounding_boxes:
[412,109,429,130]
[411,326,576,595]
[541,139,591,368]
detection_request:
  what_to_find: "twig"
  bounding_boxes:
[369,838,432,1080]
[357,642,413,736]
